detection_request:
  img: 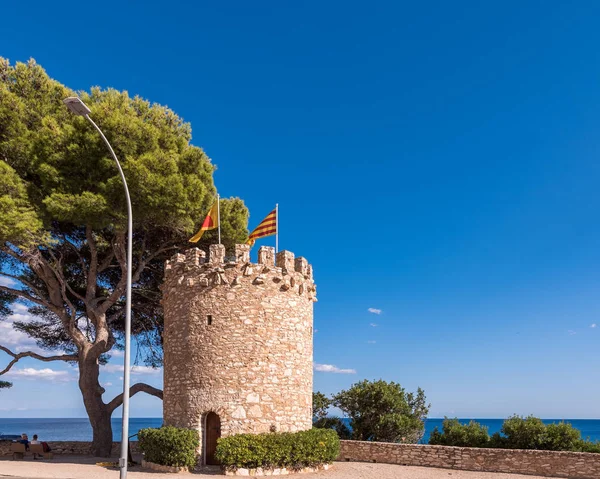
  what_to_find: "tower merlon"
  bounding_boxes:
[186,247,206,266]
[294,257,308,277]
[209,244,226,264]
[235,244,250,263]
[258,246,275,266]
[276,250,294,272]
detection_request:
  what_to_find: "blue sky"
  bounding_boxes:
[1,1,600,419]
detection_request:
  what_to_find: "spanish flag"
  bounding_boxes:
[189,201,219,243]
[247,207,277,246]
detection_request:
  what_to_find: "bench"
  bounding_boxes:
[10,442,26,460]
[31,443,53,459]
[10,442,53,460]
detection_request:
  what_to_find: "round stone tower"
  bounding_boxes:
[161,244,316,464]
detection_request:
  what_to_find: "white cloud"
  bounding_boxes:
[0,305,52,355]
[111,350,125,358]
[568,330,577,336]
[313,363,356,374]
[369,323,377,327]
[591,324,597,329]
[367,340,376,344]
[5,367,73,382]
[132,365,161,375]
[368,308,382,315]
[102,364,162,375]
[102,364,125,373]
[102,382,113,387]
[0,276,17,288]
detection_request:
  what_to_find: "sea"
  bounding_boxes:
[1,418,600,443]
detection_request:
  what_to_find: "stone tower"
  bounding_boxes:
[161,244,316,464]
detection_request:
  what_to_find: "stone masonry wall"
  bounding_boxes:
[339,440,600,479]
[0,440,139,457]
[161,244,315,460]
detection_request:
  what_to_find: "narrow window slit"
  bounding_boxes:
[207,315,213,325]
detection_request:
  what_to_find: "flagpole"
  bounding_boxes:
[275,203,279,253]
[217,194,221,244]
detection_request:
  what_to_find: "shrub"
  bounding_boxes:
[577,440,600,453]
[313,417,352,439]
[493,415,547,450]
[215,428,340,471]
[429,418,490,447]
[427,416,599,454]
[541,422,581,451]
[333,379,429,443]
[138,426,199,469]
[312,392,330,420]
[490,416,590,453]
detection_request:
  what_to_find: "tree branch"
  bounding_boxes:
[97,238,177,315]
[1,244,25,263]
[0,272,50,305]
[0,284,54,311]
[97,233,128,315]
[26,251,87,348]
[97,250,115,273]
[107,382,163,413]
[60,233,87,283]
[85,225,98,303]
[0,345,78,376]
[44,249,80,323]
[131,243,178,284]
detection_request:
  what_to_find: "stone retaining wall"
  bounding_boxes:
[224,463,331,476]
[339,440,600,479]
[0,440,139,457]
[141,459,189,473]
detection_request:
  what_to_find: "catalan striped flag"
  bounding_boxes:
[247,207,277,246]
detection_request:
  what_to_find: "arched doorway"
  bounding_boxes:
[204,412,221,465]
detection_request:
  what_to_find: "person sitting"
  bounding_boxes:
[18,433,29,450]
[30,434,40,459]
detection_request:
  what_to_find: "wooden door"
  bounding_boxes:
[205,412,221,465]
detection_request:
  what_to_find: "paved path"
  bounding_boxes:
[0,457,563,479]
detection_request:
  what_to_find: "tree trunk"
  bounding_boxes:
[79,352,113,457]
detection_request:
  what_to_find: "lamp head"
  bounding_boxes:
[63,97,91,116]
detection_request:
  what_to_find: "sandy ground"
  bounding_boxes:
[0,456,564,479]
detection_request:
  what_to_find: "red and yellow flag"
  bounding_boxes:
[247,208,277,246]
[189,201,219,243]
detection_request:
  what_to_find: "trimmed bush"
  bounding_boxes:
[429,418,490,447]
[138,426,199,469]
[215,428,340,471]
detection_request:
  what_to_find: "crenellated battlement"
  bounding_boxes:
[162,244,316,301]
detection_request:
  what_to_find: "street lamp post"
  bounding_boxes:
[64,97,133,479]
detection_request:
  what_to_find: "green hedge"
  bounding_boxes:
[429,416,600,453]
[215,428,340,471]
[138,426,199,468]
